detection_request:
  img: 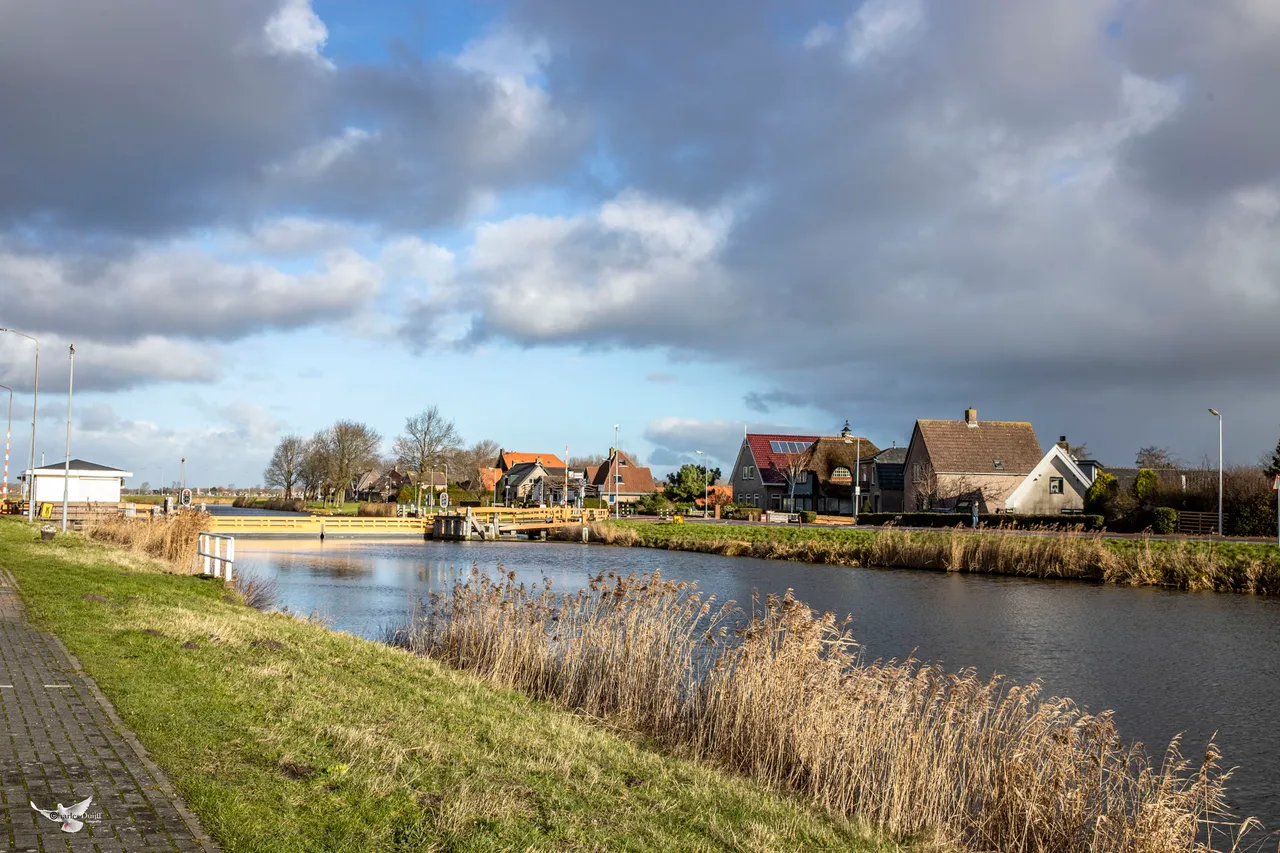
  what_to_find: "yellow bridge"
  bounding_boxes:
[208,507,611,540]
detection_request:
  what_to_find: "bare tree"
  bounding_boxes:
[568,453,607,469]
[262,435,306,499]
[321,421,383,505]
[1135,446,1179,468]
[393,407,461,505]
[450,439,500,491]
[781,455,809,512]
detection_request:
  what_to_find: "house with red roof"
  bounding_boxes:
[728,432,825,512]
[494,449,568,473]
[587,450,657,505]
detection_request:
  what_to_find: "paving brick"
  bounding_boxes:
[0,569,218,852]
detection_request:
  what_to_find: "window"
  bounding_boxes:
[619,459,628,466]
[742,465,756,480]
[1049,477,1063,495]
[832,466,851,480]
[615,474,624,484]
[797,471,809,484]
[993,459,1004,470]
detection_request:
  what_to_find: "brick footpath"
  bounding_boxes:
[0,567,219,853]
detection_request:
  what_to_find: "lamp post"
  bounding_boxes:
[843,424,863,522]
[695,450,708,518]
[1209,408,1222,536]
[0,384,11,503]
[0,329,39,520]
[61,345,75,532]
[613,424,620,519]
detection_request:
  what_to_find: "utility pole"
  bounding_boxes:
[61,345,74,532]
[1209,409,1223,535]
[1,329,39,521]
[0,384,11,504]
[613,424,620,519]
[696,450,708,518]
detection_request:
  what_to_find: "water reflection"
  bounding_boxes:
[233,537,1280,828]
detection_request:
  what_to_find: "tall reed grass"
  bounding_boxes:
[394,568,1255,853]
[575,522,1280,595]
[83,510,210,571]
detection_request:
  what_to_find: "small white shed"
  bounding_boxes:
[23,460,133,504]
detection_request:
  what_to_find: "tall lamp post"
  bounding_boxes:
[613,424,620,519]
[843,422,863,522]
[0,329,39,520]
[61,345,75,532]
[1209,408,1222,536]
[0,384,11,503]
[695,450,709,518]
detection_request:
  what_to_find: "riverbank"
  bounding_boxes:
[576,520,1280,594]
[0,519,898,853]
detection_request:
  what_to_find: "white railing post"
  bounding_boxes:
[197,532,235,581]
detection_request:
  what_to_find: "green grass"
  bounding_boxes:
[0,518,901,853]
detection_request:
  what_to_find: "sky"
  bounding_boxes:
[2,0,1279,488]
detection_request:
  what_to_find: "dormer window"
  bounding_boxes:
[993,459,1004,470]
[832,466,851,480]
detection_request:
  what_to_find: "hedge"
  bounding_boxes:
[853,512,1105,531]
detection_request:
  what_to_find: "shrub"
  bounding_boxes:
[583,498,607,510]
[1152,507,1178,535]
[635,492,672,515]
[1133,469,1158,505]
[799,510,817,524]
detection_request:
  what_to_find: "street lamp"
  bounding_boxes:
[1209,408,1222,536]
[0,329,39,520]
[843,421,862,522]
[61,345,75,532]
[613,424,620,519]
[0,384,11,503]
[695,450,708,518]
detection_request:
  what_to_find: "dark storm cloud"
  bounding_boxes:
[0,0,585,238]
[467,0,1280,464]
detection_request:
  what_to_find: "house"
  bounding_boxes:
[479,467,502,497]
[587,450,657,505]
[868,446,907,512]
[1002,442,1093,513]
[728,433,822,511]
[903,409,1044,512]
[791,431,881,514]
[494,449,567,474]
[22,460,133,504]
[500,461,568,505]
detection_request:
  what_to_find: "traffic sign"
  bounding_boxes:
[181,488,192,507]
[439,492,450,509]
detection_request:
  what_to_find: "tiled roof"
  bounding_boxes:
[872,447,908,464]
[34,459,126,473]
[480,467,502,492]
[796,437,881,484]
[589,451,657,494]
[745,434,823,485]
[496,451,567,471]
[914,419,1042,474]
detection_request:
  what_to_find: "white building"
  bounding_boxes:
[23,460,133,504]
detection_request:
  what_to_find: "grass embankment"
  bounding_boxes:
[0,519,897,853]
[579,520,1280,594]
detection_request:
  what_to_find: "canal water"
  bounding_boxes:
[229,535,1280,829]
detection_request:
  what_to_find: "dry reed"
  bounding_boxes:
[83,510,210,571]
[397,568,1255,853]
[577,522,1280,595]
[356,502,397,517]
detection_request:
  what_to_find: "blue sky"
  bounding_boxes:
[2,0,1279,488]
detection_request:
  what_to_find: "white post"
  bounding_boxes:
[61,345,74,532]
[225,536,234,582]
[1209,408,1223,536]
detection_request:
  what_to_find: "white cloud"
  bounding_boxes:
[263,0,332,67]
[273,128,376,181]
[845,0,925,65]
[453,29,562,166]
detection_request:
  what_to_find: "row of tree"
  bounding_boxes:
[262,407,501,504]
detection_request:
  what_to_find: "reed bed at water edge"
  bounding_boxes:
[82,510,210,570]
[391,568,1257,853]
[572,521,1280,594]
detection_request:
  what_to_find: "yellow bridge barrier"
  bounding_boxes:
[208,507,611,539]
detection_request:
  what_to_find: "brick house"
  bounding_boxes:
[903,409,1044,512]
[587,450,657,505]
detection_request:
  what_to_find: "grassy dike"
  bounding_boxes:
[580,519,1280,594]
[0,519,900,853]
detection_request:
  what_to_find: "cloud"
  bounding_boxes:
[0,240,381,344]
[0,335,220,394]
[263,0,332,67]
[743,390,808,414]
[843,0,925,65]
[643,416,818,468]
[645,372,677,383]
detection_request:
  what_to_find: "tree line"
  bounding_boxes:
[262,406,499,504]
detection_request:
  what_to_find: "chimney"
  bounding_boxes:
[964,408,978,427]
[1057,435,1070,452]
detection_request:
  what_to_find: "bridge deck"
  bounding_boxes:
[208,508,608,539]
